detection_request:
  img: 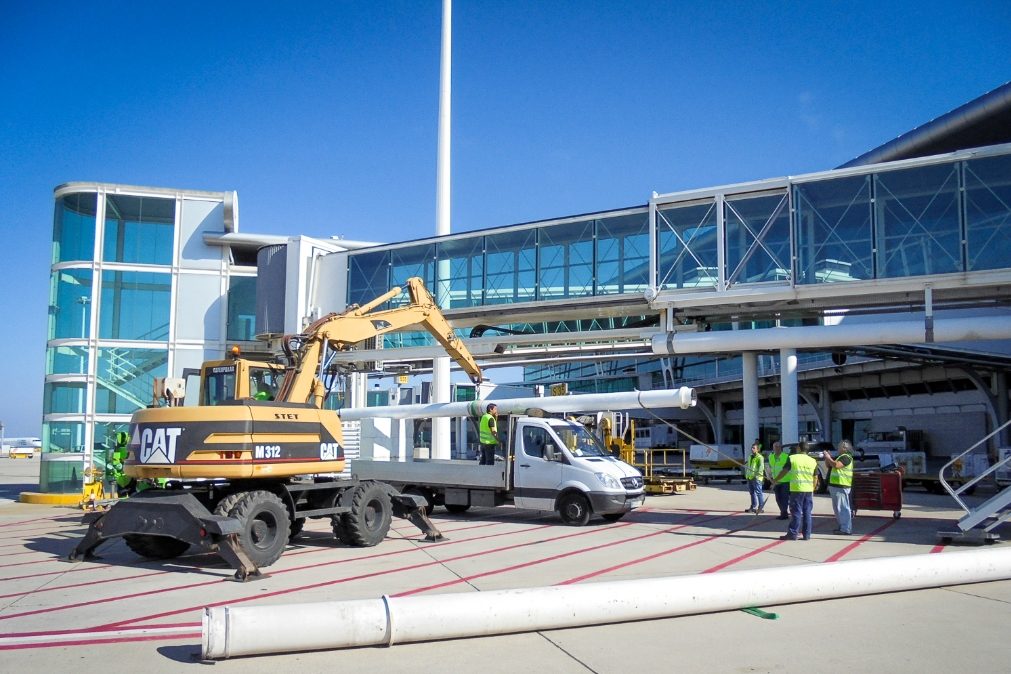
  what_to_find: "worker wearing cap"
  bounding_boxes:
[767,441,791,520]
[478,403,499,465]
[773,441,817,540]
[824,439,855,535]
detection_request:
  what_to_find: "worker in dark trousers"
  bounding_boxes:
[767,441,791,520]
[478,403,499,465]
[773,442,817,540]
[824,439,855,535]
[745,441,764,513]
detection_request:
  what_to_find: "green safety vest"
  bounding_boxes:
[789,454,817,493]
[479,413,497,445]
[768,452,790,484]
[829,452,854,487]
[745,453,764,480]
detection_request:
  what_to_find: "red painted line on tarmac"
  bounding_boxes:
[0,528,81,542]
[559,514,766,584]
[822,519,899,563]
[929,543,946,553]
[702,539,786,573]
[393,512,717,597]
[701,522,837,573]
[2,621,201,639]
[99,522,635,630]
[0,631,201,651]
[0,558,59,570]
[0,549,48,559]
[0,569,170,599]
[0,562,116,582]
[2,521,556,625]
[0,515,75,528]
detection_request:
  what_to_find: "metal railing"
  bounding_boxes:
[939,418,1011,513]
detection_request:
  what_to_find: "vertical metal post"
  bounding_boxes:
[431,0,453,459]
[742,353,758,449]
[780,348,799,445]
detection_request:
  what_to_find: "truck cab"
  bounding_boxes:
[511,417,644,524]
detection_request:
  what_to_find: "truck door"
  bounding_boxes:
[512,422,563,511]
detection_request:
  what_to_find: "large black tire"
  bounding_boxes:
[289,517,306,540]
[558,492,591,526]
[331,515,355,545]
[601,512,625,522]
[123,534,190,559]
[444,503,470,514]
[341,481,392,547]
[216,490,290,567]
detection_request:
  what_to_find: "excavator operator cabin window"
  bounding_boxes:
[202,367,235,406]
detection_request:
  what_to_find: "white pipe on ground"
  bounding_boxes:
[339,387,697,422]
[203,547,1011,659]
[651,315,1011,355]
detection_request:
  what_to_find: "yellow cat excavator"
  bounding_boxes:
[70,278,481,580]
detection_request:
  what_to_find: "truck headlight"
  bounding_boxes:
[595,472,622,490]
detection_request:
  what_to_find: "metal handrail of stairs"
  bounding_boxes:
[939,419,1011,532]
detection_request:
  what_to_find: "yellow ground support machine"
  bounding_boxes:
[70,278,482,580]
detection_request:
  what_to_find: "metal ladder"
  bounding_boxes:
[937,419,1011,543]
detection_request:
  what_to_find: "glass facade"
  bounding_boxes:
[53,193,97,263]
[99,270,171,340]
[226,276,257,340]
[657,200,719,289]
[49,269,94,340]
[346,209,652,309]
[103,194,175,265]
[42,185,234,493]
[964,153,1011,272]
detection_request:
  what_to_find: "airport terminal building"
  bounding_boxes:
[40,83,1011,491]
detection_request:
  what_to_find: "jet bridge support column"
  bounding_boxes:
[781,348,798,444]
[742,353,758,448]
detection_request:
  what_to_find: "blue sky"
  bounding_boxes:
[1,0,1009,437]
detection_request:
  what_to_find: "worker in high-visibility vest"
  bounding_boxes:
[766,441,791,520]
[823,439,855,535]
[772,441,818,540]
[744,441,764,513]
[478,403,499,465]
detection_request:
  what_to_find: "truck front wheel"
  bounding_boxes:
[558,493,591,526]
[216,490,290,567]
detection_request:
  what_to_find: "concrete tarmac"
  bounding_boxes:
[1,458,1008,673]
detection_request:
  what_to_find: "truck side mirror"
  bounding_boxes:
[544,445,558,462]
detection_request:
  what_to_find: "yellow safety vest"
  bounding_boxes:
[829,452,854,487]
[745,453,764,480]
[789,454,817,493]
[479,413,497,445]
[768,452,790,484]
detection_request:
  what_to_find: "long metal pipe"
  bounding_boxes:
[652,316,1011,355]
[203,547,1011,659]
[339,388,696,422]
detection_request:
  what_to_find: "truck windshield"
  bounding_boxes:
[551,422,610,458]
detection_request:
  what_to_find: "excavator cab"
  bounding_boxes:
[197,360,286,406]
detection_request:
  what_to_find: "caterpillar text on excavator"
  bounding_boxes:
[69,278,482,580]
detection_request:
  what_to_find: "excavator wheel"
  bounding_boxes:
[289,517,306,540]
[215,490,290,567]
[340,481,392,547]
[123,534,190,560]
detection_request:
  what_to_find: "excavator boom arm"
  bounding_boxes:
[276,277,482,405]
